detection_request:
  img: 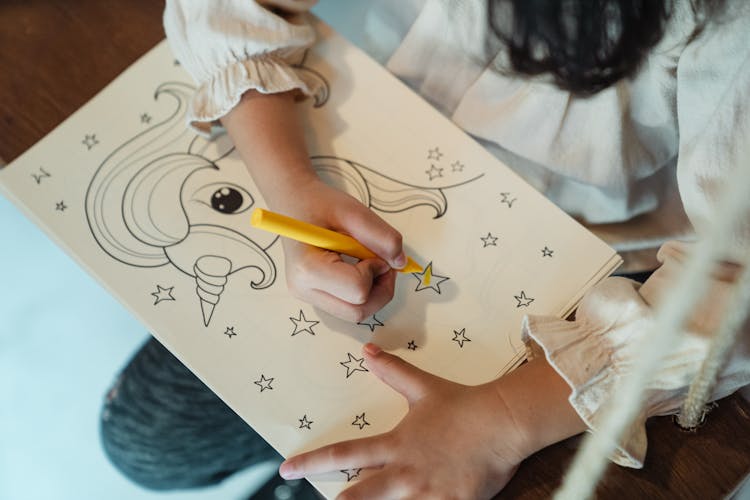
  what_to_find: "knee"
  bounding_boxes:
[99,376,207,491]
[98,337,275,490]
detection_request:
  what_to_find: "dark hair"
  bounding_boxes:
[487,0,677,94]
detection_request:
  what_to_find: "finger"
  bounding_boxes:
[337,468,411,500]
[294,274,394,323]
[279,435,391,480]
[362,344,435,403]
[294,250,391,305]
[337,206,406,269]
[294,287,368,323]
[355,263,396,311]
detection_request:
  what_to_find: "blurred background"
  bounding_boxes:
[0,2,369,499]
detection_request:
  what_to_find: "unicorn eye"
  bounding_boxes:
[211,186,243,213]
[193,182,254,214]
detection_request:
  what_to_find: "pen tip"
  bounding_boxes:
[250,208,263,227]
[400,257,423,273]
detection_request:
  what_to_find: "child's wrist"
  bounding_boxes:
[238,156,318,212]
[492,358,587,461]
[489,381,538,463]
[259,166,322,212]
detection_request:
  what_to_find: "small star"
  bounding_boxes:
[541,246,554,257]
[340,352,368,378]
[55,201,67,212]
[427,147,443,161]
[352,412,370,430]
[412,262,450,294]
[254,374,274,392]
[500,192,516,208]
[32,167,51,184]
[290,310,319,336]
[451,161,465,172]
[425,164,444,181]
[151,285,175,305]
[480,232,498,247]
[140,113,152,124]
[82,134,99,150]
[298,414,313,429]
[407,340,417,350]
[224,326,237,338]
[514,291,535,308]
[341,468,362,482]
[357,314,384,332]
[452,328,471,348]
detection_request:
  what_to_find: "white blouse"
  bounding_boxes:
[163,0,750,467]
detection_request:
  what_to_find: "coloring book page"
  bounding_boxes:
[0,19,620,498]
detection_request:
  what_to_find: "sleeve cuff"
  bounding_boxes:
[521,248,750,470]
[521,277,652,468]
[522,314,648,468]
[188,51,326,136]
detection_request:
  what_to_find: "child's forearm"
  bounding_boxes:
[221,90,318,209]
[219,89,404,322]
[493,357,587,459]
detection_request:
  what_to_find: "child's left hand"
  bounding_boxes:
[279,343,529,499]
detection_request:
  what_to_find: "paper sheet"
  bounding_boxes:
[0,20,620,498]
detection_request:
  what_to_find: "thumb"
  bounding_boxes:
[362,343,432,403]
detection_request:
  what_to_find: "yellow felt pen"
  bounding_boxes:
[250,208,423,274]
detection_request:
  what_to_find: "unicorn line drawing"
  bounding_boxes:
[85,79,482,327]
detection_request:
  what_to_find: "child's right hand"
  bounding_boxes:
[273,177,405,322]
[222,90,405,322]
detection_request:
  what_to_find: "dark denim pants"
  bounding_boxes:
[100,338,279,490]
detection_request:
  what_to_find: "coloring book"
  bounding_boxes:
[0,19,621,498]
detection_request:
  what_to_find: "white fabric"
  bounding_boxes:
[524,243,750,467]
[163,0,323,134]
[163,0,750,468]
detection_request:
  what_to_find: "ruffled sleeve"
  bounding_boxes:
[521,3,750,468]
[163,0,323,134]
[523,243,750,468]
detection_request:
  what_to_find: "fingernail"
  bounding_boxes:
[279,461,302,480]
[392,251,407,269]
[363,342,382,356]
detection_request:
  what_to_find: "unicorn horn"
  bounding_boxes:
[193,255,232,326]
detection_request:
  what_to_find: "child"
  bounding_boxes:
[101,0,750,497]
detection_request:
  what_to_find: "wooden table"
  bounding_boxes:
[2,1,748,498]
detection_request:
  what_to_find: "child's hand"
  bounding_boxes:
[223,91,405,322]
[274,178,405,322]
[279,343,529,499]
